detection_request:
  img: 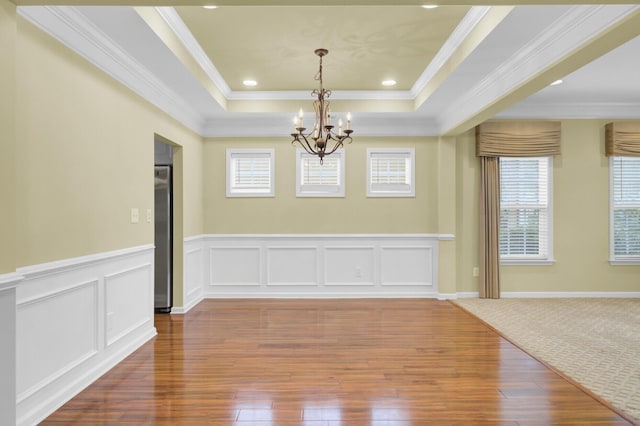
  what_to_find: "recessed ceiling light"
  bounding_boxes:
[243,80,258,87]
[202,5,218,9]
[421,4,439,9]
[382,80,397,87]
[550,79,563,86]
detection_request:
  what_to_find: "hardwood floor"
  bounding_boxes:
[43,299,630,425]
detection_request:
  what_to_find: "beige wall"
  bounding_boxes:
[5,8,636,295]
[455,120,640,293]
[203,136,440,234]
[0,0,16,274]
[15,17,203,267]
[455,128,480,293]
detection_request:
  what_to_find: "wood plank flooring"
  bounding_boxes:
[43,299,630,425]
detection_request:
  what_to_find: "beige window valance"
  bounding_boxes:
[476,121,561,157]
[605,122,640,157]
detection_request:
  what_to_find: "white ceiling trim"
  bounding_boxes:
[155,7,232,97]
[18,6,207,135]
[202,114,440,138]
[496,101,640,119]
[410,6,492,98]
[436,4,640,134]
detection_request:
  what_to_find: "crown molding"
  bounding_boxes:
[155,7,231,97]
[18,6,207,134]
[410,6,492,98]
[496,101,640,119]
[437,4,640,133]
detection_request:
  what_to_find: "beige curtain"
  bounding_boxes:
[479,157,500,299]
[475,121,561,299]
[476,121,561,157]
[605,122,640,157]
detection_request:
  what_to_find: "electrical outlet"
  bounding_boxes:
[472,267,480,277]
[130,208,139,224]
[355,267,362,278]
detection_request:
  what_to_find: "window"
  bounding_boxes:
[610,156,640,263]
[499,157,553,263]
[367,148,415,197]
[226,149,274,197]
[296,150,344,197]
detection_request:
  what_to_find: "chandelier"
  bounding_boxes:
[291,49,353,164]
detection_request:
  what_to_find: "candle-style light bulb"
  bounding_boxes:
[338,119,343,136]
[299,108,304,128]
[346,112,351,130]
[294,116,299,134]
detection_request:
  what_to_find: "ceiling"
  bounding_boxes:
[16,1,640,138]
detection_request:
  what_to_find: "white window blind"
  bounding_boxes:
[611,156,640,260]
[367,148,415,197]
[226,149,274,197]
[499,157,552,260]
[296,150,344,197]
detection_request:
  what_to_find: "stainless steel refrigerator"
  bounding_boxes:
[154,165,172,313]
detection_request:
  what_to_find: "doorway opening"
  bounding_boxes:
[154,138,173,313]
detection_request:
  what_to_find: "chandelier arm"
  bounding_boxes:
[325,139,344,156]
[295,134,319,155]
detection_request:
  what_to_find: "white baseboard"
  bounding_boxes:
[437,293,459,300]
[171,291,203,314]
[501,291,640,298]
[15,245,156,426]
[203,290,440,299]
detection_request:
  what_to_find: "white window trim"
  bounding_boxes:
[609,156,640,265]
[366,148,415,198]
[226,148,275,198]
[499,156,555,265]
[296,149,345,198]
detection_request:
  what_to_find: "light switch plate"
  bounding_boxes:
[131,208,140,224]
[146,209,152,223]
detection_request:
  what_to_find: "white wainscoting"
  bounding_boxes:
[202,234,453,298]
[15,245,156,426]
[0,273,23,426]
[178,236,205,314]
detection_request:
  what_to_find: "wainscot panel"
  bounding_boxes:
[181,236,205,313]
[202,234,453,298]
[15,245,156,426]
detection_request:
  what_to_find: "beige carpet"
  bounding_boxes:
[453,298,640,425]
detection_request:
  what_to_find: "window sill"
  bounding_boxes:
[609,259,640,266]
[501,259,556,266]
[296,192,345,198]
[366,193,416,198]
